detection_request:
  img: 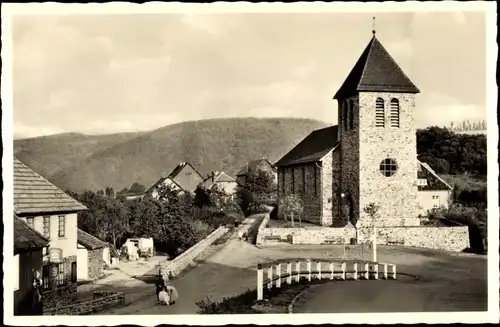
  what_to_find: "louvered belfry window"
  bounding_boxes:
[390,98,400,128]
[375,98,385,127]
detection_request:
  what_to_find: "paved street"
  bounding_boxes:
[87,214,487,315]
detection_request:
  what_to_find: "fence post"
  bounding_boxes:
[392,265,397,279]
[287,262,292,284]
[257,264,263,301]
[364,263,369,280]
[295,261,301,283]
[341,262,346,280]
[373,263,379,280]
[267,267,273,289]
[330,262,334,280]
[353,262,358,280]
[317,261,322,280]
[276,263,281,288]
[307,260,312,282]
[383,264,388,279]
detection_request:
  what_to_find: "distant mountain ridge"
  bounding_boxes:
[14,117,329,192]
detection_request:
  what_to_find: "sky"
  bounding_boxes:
[11,10,487,138]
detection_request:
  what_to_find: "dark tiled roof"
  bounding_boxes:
[334,35,420,99]
[14,158,87,215]
[418,161,453,191]
[146,162,204,194]
[275,126,340,167]
[14,216,49,253]
[78,229,108,250]
[236,159,277,176]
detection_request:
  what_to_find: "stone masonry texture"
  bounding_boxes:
[87,248,104,281]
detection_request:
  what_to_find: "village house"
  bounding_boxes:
[14,158,87,309]
[276,31,451,228]
[145,161,205,199]
[77,229,109,281]
[417,162,453,215]
[203,170,239,201]
[14,216,49,316]
[236,158,278,186]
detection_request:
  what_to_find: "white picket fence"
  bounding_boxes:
[256,259,396,301]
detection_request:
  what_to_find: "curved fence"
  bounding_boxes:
[256,259,397,301]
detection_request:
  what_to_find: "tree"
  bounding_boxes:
[279,194,304,227]
[194,185,213,208]
[129,182,146,195]
[105,186,115,198]
[102,197,128,247]
[245,169,276,201]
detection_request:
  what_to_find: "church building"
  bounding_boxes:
[276,31,449,228]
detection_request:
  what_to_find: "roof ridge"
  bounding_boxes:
[357,36,376,91]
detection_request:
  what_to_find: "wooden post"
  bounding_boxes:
[329,262,334,280]
[276,263,281,288]
[373,263,379,280]
[384,264,388,279]
[307,260,312,282]
[353,262,358,280]
[364,263,369,280]
[267,267,273,289]
[341,262,346,280]
[257,264,263,301]
[392,264,397,279]
[295,261,301,282]
[286,262,292,284]
[317,261,322,280]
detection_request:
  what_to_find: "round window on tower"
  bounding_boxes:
[379,158,398,177]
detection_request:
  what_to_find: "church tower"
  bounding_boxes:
[334,29,421,228]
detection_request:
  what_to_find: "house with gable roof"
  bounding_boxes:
[236,158,278,186]
[14,157,87,307]
[203,170,239,201]
[77,229,109,281]
[145,161,205,199]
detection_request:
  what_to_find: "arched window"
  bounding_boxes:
[349,100,354,130]
[390,98,400,128]
[375,98,385,127]
[342,101,348,131]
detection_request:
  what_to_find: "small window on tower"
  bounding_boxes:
[379,158,398,177]
[390,98,400,128]
[375,98,385,127]
[349,100,354,130]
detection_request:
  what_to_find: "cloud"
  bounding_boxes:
[180,14,224,36]
[292,62,317,79]
[416,91,486,128]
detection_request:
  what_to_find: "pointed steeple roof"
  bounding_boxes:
[334,35,420,99]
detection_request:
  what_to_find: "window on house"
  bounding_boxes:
[185,172,192,176]
[26,217,34,229]
[43,216,50,238]
[42,265,50,290]
[71,262,77,283]
[349,100,354,130]
[375,98,385,127]
[433,204,439,208]
[432,195,439,200]
[57,263,65,286]
[14,254,19,291]
[58,215,66,238]
[390,98,400,128]
[379,158,398,177]
[302,166,306,195]
[418,179,428,186]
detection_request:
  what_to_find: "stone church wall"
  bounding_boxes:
[357,92,420,227]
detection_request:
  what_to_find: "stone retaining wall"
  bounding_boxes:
[160,226,228,278]
[43,292,125,315]
[256,225,469,252]
[255,213,271,245]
